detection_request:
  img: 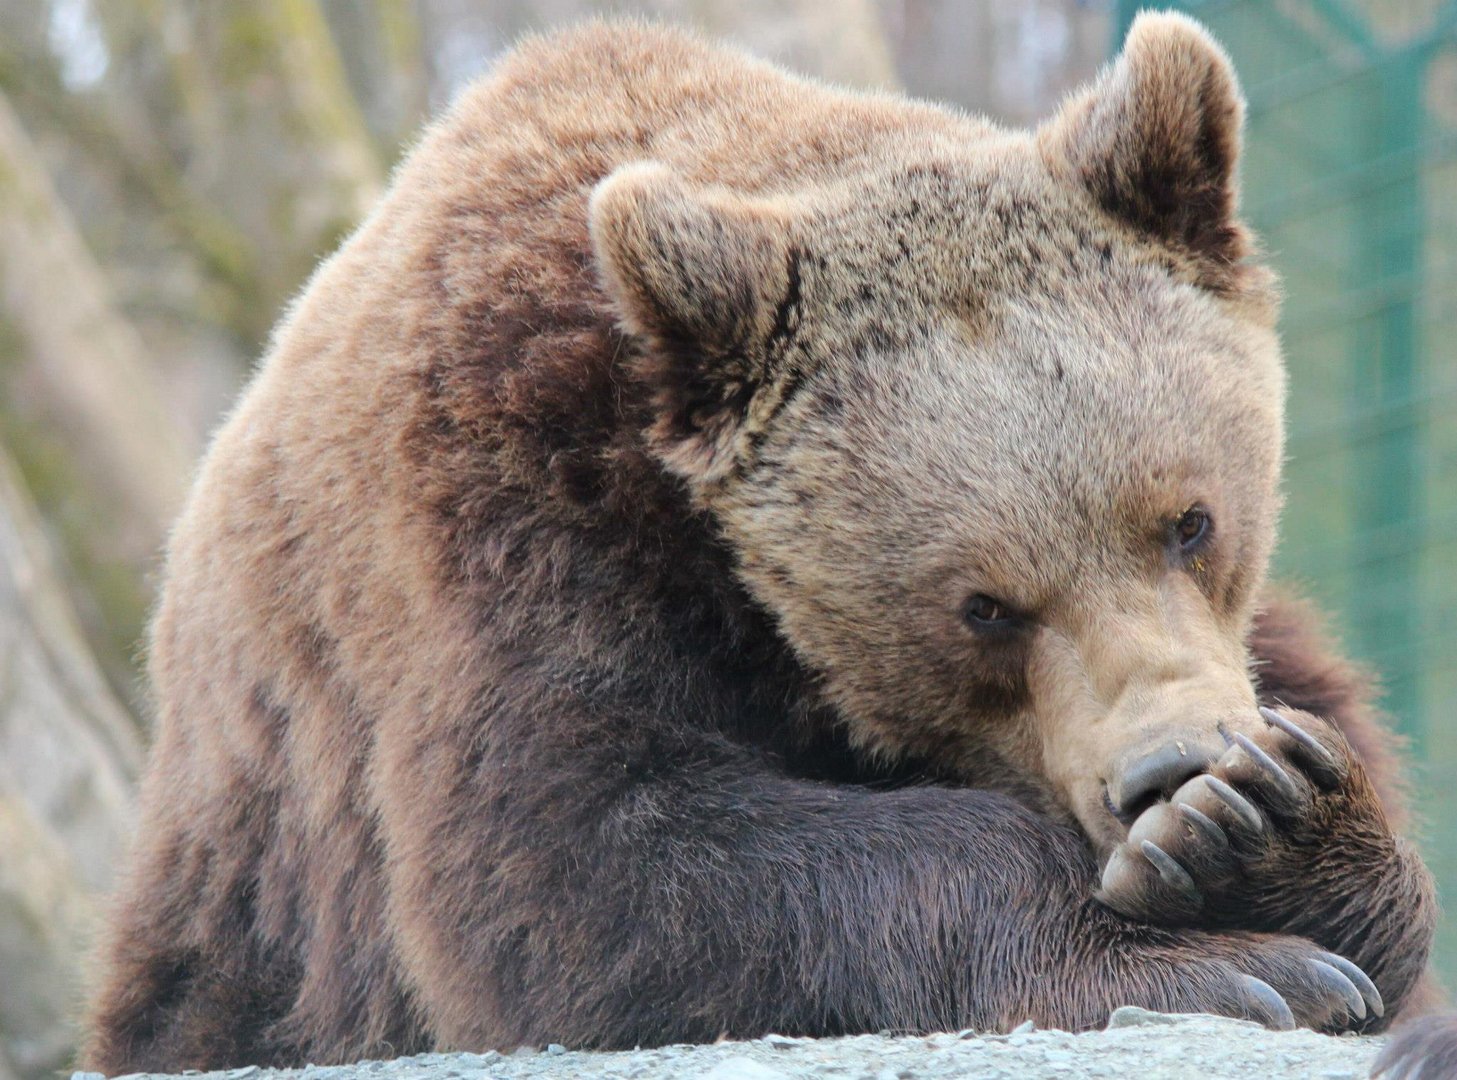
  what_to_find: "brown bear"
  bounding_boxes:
[85,14,1438,1073]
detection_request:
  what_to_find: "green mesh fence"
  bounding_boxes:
[1115,0,1457,983]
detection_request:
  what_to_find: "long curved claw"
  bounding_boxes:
[1139,840,1202,909]
[1310,959,1367,1021]
[1205,775,1264,835]
[1318,951,1383,1018]
[1177,803,1230,852]
[1237,974,1296,1031]
[1231,732,1304,806]
[1259,706,1345,789]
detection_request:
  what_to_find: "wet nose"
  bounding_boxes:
[1109,739,1223,820]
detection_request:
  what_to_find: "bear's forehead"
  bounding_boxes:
[761,267,1282,591]
[805,148,1081,279]
[836,265,1274,474]
[796,148,1228,350]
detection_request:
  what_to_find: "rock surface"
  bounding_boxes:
[86,1013,1385,1080]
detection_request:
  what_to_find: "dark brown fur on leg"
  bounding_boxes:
[85,789,307,1071]
[84,700,429,1072]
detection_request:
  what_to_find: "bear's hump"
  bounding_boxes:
[420,19,1000,200]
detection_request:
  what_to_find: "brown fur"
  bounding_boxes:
[1374,1014,1457,1078]
[84,16,1435,1072]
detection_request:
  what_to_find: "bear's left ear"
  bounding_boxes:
[590,163,796,484]
[1040,12,1256,292]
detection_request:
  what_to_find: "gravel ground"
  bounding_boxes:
[78,1010,1386,1080]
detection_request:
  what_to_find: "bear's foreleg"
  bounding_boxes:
[376,729,1381,1048]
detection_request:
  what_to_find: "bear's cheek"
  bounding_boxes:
[783,620,1051,785]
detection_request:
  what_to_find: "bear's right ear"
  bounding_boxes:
[590,164,795,484]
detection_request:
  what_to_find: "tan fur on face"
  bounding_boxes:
[596,14,1286,849]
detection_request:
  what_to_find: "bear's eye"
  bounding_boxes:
[963,593,1014,629]
[1173,505,1212,553]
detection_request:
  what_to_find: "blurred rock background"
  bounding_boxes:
[0,2,1451,1077]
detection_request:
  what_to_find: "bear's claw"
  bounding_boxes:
[1230,731,1303,807]
[1095,708,1380,939]
[1179,940,1382,1033]
[1236,974,1295,1031]
[1215,947,1380,1033]
[1309,959,1367,1020]
[1318,951,1383,1018]
[1204,775,1264,835]
[1176,803,1229,851]
[1139,839,1202,907]
[1259,706,1345,789]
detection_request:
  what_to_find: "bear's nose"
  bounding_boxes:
[1108,739,1223,821]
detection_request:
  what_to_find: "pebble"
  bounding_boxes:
[452,1053,499,1068]
[1105,1007,1189,1029]
[701,1057,791,1080]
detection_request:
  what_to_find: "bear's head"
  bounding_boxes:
[590,13,1285,856]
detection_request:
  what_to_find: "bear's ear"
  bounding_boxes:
[1041,12,1254,291]
[590,163,795,484]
